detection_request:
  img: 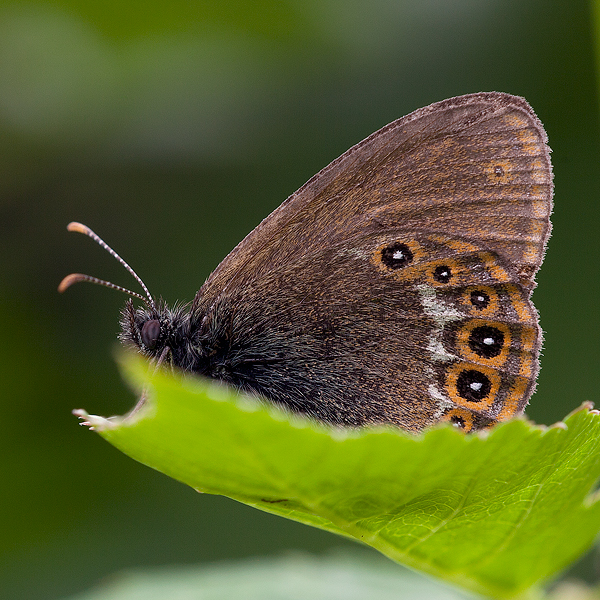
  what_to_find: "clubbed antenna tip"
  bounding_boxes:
[60,222,156,310]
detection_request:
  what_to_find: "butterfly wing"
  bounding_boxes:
[199,92,552,297]
[193,93,553,431]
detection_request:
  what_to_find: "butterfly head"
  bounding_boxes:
[119,298,196,368]
[59,222,195,368]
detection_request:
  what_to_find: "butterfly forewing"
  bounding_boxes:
[198,92,552,301]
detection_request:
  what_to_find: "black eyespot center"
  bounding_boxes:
[381,242,413,269]
[141,319,161,349]
[468,325,504,358]
[433,265,452,283]
[451,415,466,428]
[470,290,490,310]
[456,369,492,402]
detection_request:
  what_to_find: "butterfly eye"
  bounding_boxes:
[141,319,161,349]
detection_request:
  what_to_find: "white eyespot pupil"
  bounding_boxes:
[476,295,485,302]
[483,337,494,345]
[470,382,483,391]
[393,250,405,260]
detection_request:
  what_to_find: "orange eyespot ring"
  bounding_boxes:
[371,239,424,274]
[443,408,475,432]
[484,159,514,185]
[455,319,512,367]
[424,258,464,287]
[461,285,499,316]
[445,362,500,411]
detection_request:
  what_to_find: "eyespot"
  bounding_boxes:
[456,369,491,402]
[443,408,474,432]
[141,319,161,349]
[433,265,452,283]
[484,160,512,184]
[470,289,490,310]
[451,414,465,428]
[468,325,504,358]
[445,363,499,411]
[380,242,413,269]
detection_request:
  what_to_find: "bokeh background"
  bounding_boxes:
[2,1,599,598]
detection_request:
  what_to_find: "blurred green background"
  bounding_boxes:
[2,1,599,598]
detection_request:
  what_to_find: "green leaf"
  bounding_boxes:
[76,354,600,599]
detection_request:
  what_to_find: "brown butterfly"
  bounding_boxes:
[60,92,553,433]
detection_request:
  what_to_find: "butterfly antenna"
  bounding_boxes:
[58,222,157,311]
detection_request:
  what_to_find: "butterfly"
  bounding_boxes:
[60,92,553,433]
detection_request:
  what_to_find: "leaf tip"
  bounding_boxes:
[72,408,117,431]
[545,402,599,432]
[564,401,597,419]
